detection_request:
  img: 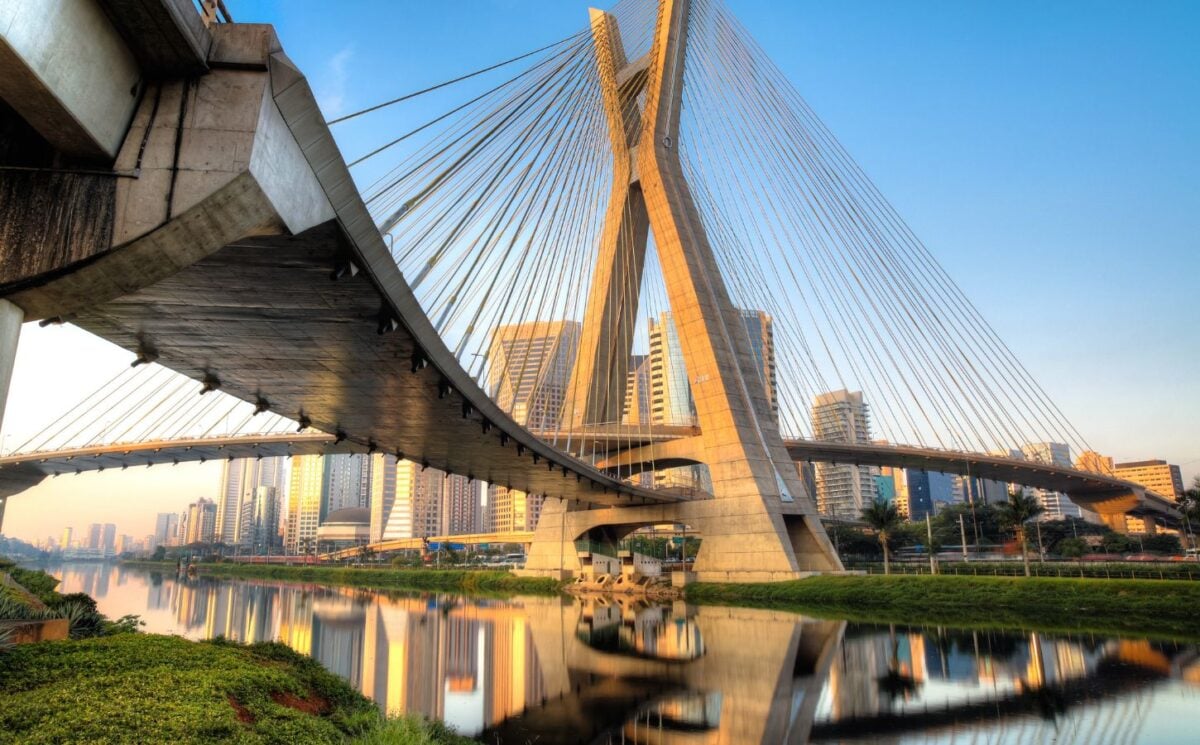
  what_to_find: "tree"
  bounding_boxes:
[1055,537,1088,559]
[1142,534,1182,555]
[861,498,903,575]
[151,545,167,562]
[995,490,1045,576]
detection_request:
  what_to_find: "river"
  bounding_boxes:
[49,562,1200,744]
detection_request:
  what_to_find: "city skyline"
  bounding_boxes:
[2,0,1197,542]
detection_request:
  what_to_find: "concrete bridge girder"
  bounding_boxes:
[6,25,334,321]
[522,495,835,583]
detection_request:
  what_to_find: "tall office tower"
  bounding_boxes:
[811,390,878,517]
[1114,460,1185,502]
[902,470,935,521]
[1021,442,1081,520]
[488,486,544,533]
[442,475,480,536]
[621,354,651,425]
[369,454,397,543]
[60,527,73,550]
[101,523,117,554]
[86,523,102,549]
[324,453,372,514]
[647,310,776,427]
[285,455,326,554]
[487,320,580,430]
[217,459,257,545]
[175,510,189,546]
[370,458,452,541]
[217,457,289,546]
[153,513,178,548]
[244,486,281,553]
[648,312,695,426]
[737,308,778,421]
[1076,450,1115,476]
[184,497,217,544]
[956,475,1007,505]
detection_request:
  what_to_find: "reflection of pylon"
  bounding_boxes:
[533,0,842,578]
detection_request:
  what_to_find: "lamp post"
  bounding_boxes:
[959,514,969,561]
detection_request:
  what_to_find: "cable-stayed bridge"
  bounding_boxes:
[0,0,1177,580]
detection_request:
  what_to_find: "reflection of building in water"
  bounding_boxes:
[827,631,889,718]
[313,598,366,689]
[484,614,544,727]
[445,615,479,693]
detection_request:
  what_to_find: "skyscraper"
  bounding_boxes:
[217,457,288,546]
[621,354,651,425]
[488,486,544,533]
[442,475,480,536]
[648,312,696,426]
[1021,442,1081,520]
[811,390,878,517]
[185,498,217,544]
[487,320,579,430]
[60,526,73,550]
[1114,460,1185,502]
[324,453,372,514]
[285,455,325,554]
[1076,450,1115,476]
[154,513,179,548]
[370,457,469,541]
[647,309,776,426]
[86,523,102,549]
[245,486,281,553]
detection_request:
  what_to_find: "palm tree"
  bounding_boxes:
[861,497,902,574]
[996,489,1045,576]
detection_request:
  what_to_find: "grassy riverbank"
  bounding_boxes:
[0,633,473,744]
[685,574,1200,640]
[121,560,563,595]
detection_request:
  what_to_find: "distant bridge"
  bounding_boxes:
[0,428,1177,530]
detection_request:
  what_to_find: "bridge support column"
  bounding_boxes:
[521,496,846,582]
[0,298,21,436]
[0,298,20,534]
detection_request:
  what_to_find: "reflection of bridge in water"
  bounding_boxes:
[54,564,1196,744]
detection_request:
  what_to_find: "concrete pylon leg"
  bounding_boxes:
[563,10,650,429]
[0,298,22,534]
[528,0,843,581]
[1098,511,1129,533]
[0,299,22,438]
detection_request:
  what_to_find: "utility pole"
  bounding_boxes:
[959,513,969,561]
[926,514,938,575]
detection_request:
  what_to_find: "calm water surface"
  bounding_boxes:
[51,562,1200,744]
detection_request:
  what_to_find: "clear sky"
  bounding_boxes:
[2,0,1197,542]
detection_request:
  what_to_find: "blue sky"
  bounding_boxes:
[239,0,1200,469]
[3,0,1197,540]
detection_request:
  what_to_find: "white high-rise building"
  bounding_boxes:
[370,457,477,541]
[1021,442,1082,520]
[487,320,579,430]
[812,390,878,518]
[217,457,288,546]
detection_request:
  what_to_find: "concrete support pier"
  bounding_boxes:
[0,298,21,434]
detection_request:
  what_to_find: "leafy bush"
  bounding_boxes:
[0,635,469,743]
[7,566,60,603]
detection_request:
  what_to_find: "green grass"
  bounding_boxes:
[685,574,1200,641]
[122,561,563,596]
[0,634,474,744]
[845,560,1200,581]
